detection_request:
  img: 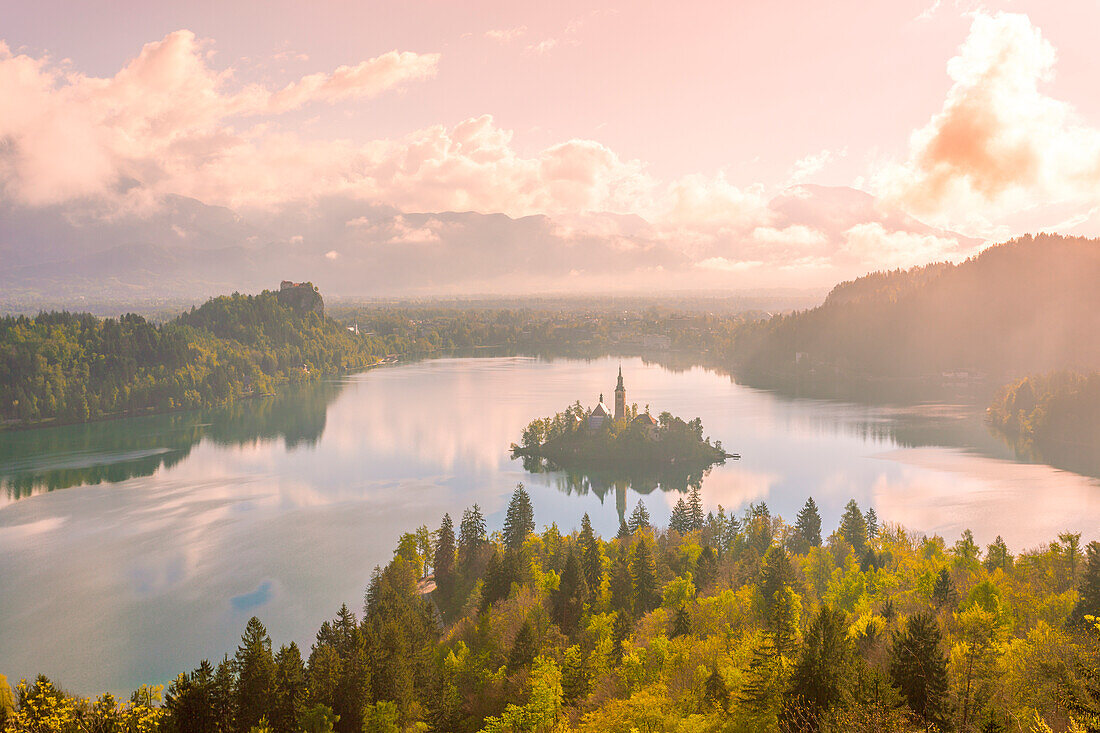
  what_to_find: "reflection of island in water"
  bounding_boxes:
[518,453,719,523]
[0,380,345,501]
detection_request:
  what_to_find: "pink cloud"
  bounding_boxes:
[875,12,1100,236]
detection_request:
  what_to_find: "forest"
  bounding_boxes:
[3,486,1099,732]
[0,287,451,428]
[988,371,1100,451]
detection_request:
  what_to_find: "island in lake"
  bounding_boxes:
[511,366,734,487]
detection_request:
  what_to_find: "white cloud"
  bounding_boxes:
[485,26,527,43]
[874,12,1100,237]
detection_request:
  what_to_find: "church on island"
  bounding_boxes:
[586,366,658,433]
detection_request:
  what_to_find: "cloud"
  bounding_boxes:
[0,30,439,207]
[787,149,843,185]
[875,12,1100,236]
[842,222,962,269]
[485,26,527,43]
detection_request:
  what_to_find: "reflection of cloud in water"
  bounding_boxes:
[659,467,778,512]
[871,448,1100,548]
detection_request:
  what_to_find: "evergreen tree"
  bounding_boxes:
[888,613,951,730]
[616,518,631,540]
[164,660,219,733]
[1072,541,1100,624]
[212,655,237,733]
[952,529,980,563]
[579,513,603,592]
[610,612,632,667]
[931,568,958,609]
[502,484,535,551]
[509,620,539,670]
[458,504,487,566]
[838,499,868,553]
[235,617,276,733]
[271,643,306,733]
[669,498,690,535]
[865,507,879,539]
[433,513,456,608]
[609,552,633,615]
[688,485,704,530]
[784,606,851,731]
[695,544,718,592]
[551,551,590,636]
[794,497,823,552]
[759,545,794,612]
[671,606,691,638]
[561,646,590,704]
[627,499,651,534]
[704,668,730,712]
[984,535,1013,572]
[630,538,660,616]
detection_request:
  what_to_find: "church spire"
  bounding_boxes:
[614,364,626,421]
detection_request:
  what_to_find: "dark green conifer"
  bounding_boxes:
[630,538,660,616]
[784,606,851,731]
[838,499,868,554]
[579,513,603,592]
[551,551,590,636]
[271,643,306,733]
[888,613,951,730]
[1071,541,1100,624]
[865,507,879,539]
[502,484,535,550]
[671,606,691,638]
[627,499,651,534]
[983,535,1013,572]
[931,568,957,609]
[234,617,276,733]
[793,497,823,553]
[508,620,538,670]
[433,513,456,609]
[688,485,704,530]
[609,552,633,615]
[704,668,730,712]
[669,498,690,535]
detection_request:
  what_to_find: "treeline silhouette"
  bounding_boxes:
[989,371,1100,450]
[734,234,1100,386]
[5,489,1100,731]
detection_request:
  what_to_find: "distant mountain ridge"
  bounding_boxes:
[735,233,1100,386]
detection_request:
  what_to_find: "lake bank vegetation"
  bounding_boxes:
[4,487,1100,732]
[512,404,729,475]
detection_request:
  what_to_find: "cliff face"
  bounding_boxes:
[277,281,324,317]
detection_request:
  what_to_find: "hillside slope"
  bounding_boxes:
[734,234,1100,388]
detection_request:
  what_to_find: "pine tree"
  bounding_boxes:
[213,655,237,733]
[671,606,691,638]
[888,613,951,730]
[561,646,590,704]
[630,537,660,616]
[235,617,276,733]
[616,519,631,540]
[865,507,879,539]
[1072,541,1100,624]
[609,552,633,615]
[794,497,823,552]
[704,668,730,712]
[164,660,219,733]
[696,544,718,592]
[627,499,651,534]
[984,535,1013,572]
[579,513,603,593]
[784,606,851,731]
[610,612,632,667]
[433,513,456,613]
[688,485,704,531]
[552,551,590,636]
[458,504,487,566]
[669,498,690,535]
[502,484,535,550]
[509,620,539,670]
[271,643,306,733]
[931,568,957,609]
[838,499,868,553]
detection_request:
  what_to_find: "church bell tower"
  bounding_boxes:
[614,365,626,421]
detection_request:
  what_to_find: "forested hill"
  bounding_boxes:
[0,286,384,427]
[734,234,1100,385]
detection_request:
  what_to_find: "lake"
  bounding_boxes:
[1,355,1098,695]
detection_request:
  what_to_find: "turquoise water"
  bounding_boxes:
[1,355,1097,694]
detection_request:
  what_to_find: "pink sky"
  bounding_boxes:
[3,0,1100,294]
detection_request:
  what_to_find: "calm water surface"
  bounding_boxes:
[1,355,1098,694]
